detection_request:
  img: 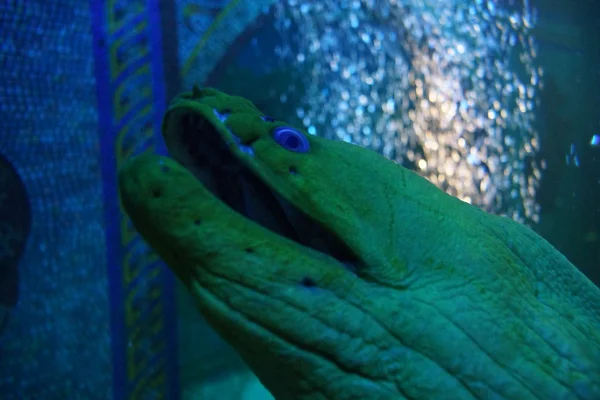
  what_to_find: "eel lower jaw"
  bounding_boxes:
[163,109,361,273]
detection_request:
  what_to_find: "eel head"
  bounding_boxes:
[119,87,600,400]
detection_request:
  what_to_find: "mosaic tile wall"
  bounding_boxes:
[176,0,278,88]
[0,1,111,398]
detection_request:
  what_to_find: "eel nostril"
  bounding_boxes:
[151,188,162,198]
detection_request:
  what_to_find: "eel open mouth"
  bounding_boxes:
[164,109,360,273]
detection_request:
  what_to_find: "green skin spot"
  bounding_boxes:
[119,88,600,400]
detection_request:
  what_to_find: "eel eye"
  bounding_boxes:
[273,126,310,153]
[261,115,275,122]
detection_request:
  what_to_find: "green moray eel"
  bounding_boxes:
[118,87,600,400]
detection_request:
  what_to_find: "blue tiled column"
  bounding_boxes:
[89,0,180,398]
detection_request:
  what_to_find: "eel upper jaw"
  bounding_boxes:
[163,108,361,272]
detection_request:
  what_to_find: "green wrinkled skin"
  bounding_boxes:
[119,88,600,400]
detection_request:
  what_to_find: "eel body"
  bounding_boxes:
[118,87,600,400]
